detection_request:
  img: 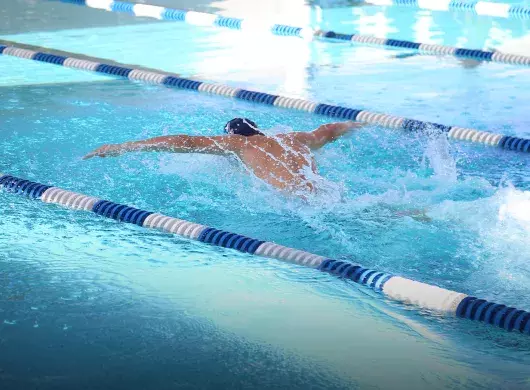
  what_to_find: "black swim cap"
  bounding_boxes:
[224,118,264,137]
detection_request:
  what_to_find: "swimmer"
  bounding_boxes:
[83,118,367,193]
[393,51,489,69]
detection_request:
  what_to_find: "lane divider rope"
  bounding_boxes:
[363,0,530,20]
[0,39,528,154]
[52,0,530,66]
[1,172,528,336]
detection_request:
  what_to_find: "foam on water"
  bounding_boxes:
[499,185,530,224]
[145,124,530,312]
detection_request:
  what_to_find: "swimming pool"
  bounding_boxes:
[1,0,530,388]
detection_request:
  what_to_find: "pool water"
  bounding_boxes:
[1,0,530,389]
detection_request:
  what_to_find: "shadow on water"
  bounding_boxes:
[0,249,356,390]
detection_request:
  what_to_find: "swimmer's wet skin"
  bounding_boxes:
[83,119,366,193]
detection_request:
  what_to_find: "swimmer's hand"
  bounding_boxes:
[83,143,125,160]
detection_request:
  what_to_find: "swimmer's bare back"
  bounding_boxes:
[83,121,367,192]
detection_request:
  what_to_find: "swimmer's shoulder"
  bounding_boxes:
[275,133,302,144]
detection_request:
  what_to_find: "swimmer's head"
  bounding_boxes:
[224,118,264,137]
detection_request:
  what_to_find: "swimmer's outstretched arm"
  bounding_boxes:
[286,121,367,150]
[83,135,245,160]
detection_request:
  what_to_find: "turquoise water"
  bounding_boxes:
[1,0,530,388]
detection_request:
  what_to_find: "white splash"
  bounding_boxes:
[498,186,530,223]
[421,134,457,183]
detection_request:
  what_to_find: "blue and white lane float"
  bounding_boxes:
[1,40,529,153]
[364,0,530,19]
[52,0,530,67]
[0,173,528,336]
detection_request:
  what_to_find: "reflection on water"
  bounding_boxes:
[0,245,357,390]
[311,0,530,50]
